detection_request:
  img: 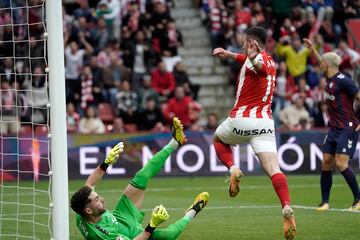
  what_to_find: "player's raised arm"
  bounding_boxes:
[212,48,237,60]
[303,38,322,65]
[85,142,124,188]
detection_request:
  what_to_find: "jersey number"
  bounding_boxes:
[262,75,275,102]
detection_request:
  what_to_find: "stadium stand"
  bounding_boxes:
[1,0,360,134]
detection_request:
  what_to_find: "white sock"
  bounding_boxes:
[185,209,197,219]
[229,165,238,174]
[169,138,179,150]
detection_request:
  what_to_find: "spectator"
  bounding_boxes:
[148,0,171,30]
[71,16,92,44]
[161,18,183,57]
[137,96,165,131]
[79,106,105,134]
[96,40,117,68]
[89,56,104,102]
[233,0,251,31]
[273,61,296,126]
[0,58,15,84]
[279,96,311,131]
[64,32,94,103]
[96,0,121,39]
[333,0,360,44]
[164,86,201,128]
[336,39,360,78]
[311,77,326,108]
[80,66,95,109]
[205,112,219,130]
[226,32,244,86]
[137,76,160,111]
[115,80,138,123]
[279,18,297,41]
[0,81,19,135]
[73,0,93,21]
[102,53,131,106]
[209,0,228,48]
[250,1,267,27]
[122,1,146,35]
[276,36,312,81]
[291,77,314,111]
[66,103,80,133]
[131,30,157,89]
[27,66,48,124]
[151,61,176,100]
[91,17,110,51]
[111,117,125,133]
[314,101,329,128]
[173,61,200,100]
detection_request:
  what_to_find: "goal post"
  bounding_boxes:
[0,1,69,239]
[46,1,69,240]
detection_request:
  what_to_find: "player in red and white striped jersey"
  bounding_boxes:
[212,26,296,240]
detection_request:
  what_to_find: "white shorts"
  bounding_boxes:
[214,117,277,154]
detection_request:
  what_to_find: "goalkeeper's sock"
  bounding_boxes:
[151,217,190,240]
[271,173,291,208]
[130,143,175,190]
[185,209,197,219]
[214,140,234,169]
[169,138,179,149]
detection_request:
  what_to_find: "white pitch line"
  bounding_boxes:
[0,183,349,197]
[2,204,358,218]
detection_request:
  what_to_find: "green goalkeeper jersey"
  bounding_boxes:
[76,210,132,240]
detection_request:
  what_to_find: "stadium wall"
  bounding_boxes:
[3,130,360,180]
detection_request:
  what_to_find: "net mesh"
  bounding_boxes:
[0,0,52,239]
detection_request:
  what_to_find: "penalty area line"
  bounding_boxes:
[2,204,359,217]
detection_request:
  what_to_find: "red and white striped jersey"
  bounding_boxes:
[229,52,276,119]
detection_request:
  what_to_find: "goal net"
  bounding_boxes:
[0,1,57,239]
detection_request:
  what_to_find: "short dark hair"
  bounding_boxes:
[244,26,267,46]
[70,186,92,217]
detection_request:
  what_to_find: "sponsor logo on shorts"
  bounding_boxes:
[232,128,274,136]
[348,140,353,149]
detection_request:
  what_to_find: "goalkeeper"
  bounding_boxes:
[71,117,209,240]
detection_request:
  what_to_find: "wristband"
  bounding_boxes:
[145,224,156,234]
[99,162,109,171]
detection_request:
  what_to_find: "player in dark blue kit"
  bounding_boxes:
[304,38,360,211]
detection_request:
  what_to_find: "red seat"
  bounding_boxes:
[20,125,33,136]
[98,103,115,123]
[35,126,48,137]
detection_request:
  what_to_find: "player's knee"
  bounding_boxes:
[322,156,334,170]
[334,159,348,171]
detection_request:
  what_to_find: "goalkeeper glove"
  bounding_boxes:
[150,205,169,227]
[100,142,124,171]
[145,205,169,234]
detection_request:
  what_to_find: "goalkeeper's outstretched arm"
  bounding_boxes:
[85,142,124,188]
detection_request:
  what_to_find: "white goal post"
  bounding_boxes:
[0,1,69,239]
[46,1,69,239]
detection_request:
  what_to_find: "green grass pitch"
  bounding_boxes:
[1,175,359,239]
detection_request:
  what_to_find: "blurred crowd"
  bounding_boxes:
[198,0,360,130]
[0,0,213,136]
[1,0,360,135]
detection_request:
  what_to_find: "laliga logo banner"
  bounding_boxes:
[68,131,360,179]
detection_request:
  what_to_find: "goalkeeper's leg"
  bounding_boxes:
[123,117,187,208]
[152,192,209,240]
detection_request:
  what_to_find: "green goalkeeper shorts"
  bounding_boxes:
[112,194,145,239]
